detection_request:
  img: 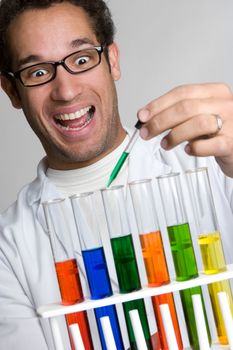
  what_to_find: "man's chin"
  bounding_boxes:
[48,148,107,170]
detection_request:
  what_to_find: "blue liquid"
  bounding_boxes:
[82,247,112,299]
[95,306,124,350]
[82,247,124,350]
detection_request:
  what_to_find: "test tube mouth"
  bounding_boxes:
[156,172,180,180]
[185,167,208,174]
[128,178,152,186]
[42,198,66,206]
[101,185,124,192]
[70,191,94,199]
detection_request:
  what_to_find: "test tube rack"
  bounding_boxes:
[37,263,233,350]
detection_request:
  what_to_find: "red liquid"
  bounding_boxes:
[55,259,93,350]
[140,231,183,349]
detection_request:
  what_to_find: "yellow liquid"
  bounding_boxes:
[198,231,233,345]
[208,280,233,345]
[198,232,226,274]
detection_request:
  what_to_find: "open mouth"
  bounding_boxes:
[54,105,95,131]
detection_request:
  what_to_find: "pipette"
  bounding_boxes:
[107,120,144,187]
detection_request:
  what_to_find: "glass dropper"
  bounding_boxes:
[107,120,144,187]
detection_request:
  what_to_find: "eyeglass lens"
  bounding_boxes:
[20,47,101,86]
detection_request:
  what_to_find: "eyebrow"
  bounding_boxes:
[17,37,97,68]
[71,37,96,48]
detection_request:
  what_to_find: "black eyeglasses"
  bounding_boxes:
[6,46,104,87]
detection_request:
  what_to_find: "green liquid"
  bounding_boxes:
[107,152,129,187]
[180,287,211,350]
[111,234,152,349]
[167,223,198,281]
[110,234,141,293]
[123,299,152,350]
[168,223,211,348]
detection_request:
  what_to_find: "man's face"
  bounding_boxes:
[4,2,125,169]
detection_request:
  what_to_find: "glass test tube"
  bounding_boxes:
[101,185,153,350]
[70,192,124,350]
[186,167,233,345]
[42,199,93,350]
[129,179,183,350]
[157,173,211,350]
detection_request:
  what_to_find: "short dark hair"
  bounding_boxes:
[0,0,116,72]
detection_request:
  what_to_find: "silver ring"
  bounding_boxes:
[214,114,223,135]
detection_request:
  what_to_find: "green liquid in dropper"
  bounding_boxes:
[107,152,129,187]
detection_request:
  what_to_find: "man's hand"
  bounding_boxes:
[138,83,233,177]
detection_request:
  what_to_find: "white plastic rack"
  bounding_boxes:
[37,264,233,350]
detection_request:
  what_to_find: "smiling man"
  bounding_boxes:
[1,0,233,349]
[2,2,125,171]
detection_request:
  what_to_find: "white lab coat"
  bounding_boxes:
[1,133,233,350]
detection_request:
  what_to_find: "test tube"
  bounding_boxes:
[42,199,93,350]
[186,167,233,345]
[129,179,183,349]
[101,185,153,350]
[157,173,211,350]
[70,192,124,350]
[218,292,233,349]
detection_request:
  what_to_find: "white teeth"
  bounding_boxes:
[57,113,93,131]
[55,106,92,121]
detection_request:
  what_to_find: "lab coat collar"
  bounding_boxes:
[27,157,61,207]
[27,130,171,206]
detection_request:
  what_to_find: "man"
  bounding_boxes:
[0,0,233,349]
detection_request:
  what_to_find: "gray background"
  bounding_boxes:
[1,0,233,212]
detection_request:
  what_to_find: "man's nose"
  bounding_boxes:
[50,65,82,102]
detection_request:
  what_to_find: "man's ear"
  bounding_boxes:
[107,42,121,81]
[1,75,22,109]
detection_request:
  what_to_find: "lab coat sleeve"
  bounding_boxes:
[0,247,49,350]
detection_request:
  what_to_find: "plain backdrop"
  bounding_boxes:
[1,0,233,212]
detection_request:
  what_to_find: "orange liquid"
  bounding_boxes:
[55,259,93,350]
[140,231,170,286]
[140,231,183,349]
[55,259,83,305]
[152,294,183,350]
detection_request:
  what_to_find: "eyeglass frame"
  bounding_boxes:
[4,45,104,87]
